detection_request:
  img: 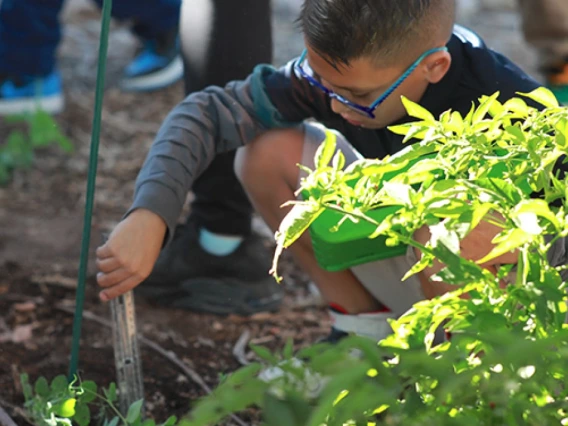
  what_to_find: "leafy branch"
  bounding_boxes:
[20,374,177,426]
[184,88,568,426]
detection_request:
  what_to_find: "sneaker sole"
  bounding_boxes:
[136,276,284,316]
[0,94,64,116]
[120,56,184,93]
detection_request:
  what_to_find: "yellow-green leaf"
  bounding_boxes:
[315,129,337,168]
[503,97,529,116]
[473,92,500,123]
[518,87,559,108]
[512,199,560,231]
[447,111,464,135]
[477,228,530,265]
[401,96,436,122]
[271,202,324,281]
[331,149,345,171]
[388,123,414,135]
[402,252,431,281]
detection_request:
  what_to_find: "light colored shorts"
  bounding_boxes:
[300,122,568,316]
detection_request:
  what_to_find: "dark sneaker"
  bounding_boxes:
[120,28,183,92]
[137,223,284,315]
[543,60,568,105]
[0,71,64,115]
[319,327,349,344]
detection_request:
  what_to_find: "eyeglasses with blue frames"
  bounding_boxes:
[294,46,448,119]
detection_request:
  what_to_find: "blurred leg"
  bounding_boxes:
[183,0,273,236]
[140,0,282,316]
[90,0,183,91]
[91,0,180,39]
[518,0,568,103]
[0,0,64,76]
[0,0,65,114]
[517,0,568,68]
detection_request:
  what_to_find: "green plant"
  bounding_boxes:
[0,109,73,184]
[181,88,568,426]
[20,374,177,426]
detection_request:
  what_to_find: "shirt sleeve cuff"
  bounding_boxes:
[124,181,183,246]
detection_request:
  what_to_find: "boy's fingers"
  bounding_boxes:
[99,276,142,302]
[96,257,121,273]
[97,268,132,288]
[96,244,113,259]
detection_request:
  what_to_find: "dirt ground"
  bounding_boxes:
[0,1,538,425]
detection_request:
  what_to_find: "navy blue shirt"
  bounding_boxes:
[263,25,542,160]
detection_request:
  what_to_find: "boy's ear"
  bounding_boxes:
[423,51,452,84]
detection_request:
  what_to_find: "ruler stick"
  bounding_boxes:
[110,291,145,416]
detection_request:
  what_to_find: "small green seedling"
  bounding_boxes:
[20,374,177,426]
[1,109,73,184]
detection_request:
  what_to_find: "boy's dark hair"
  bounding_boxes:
[299,0,455,67]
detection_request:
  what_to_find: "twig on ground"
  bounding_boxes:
[31,274,77,289]
[2,295,44,304]
[55,304,249,426]
[55,303,211,392]
[232,329,251,366]
[249,336,275,345]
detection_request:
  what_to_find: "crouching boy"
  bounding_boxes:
[96,0,559,342]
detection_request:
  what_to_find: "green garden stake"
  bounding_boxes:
[68,0,113,381]
[68,0,145,417]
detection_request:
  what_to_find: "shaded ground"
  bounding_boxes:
[0,1,538,424]
[0,262,328,424]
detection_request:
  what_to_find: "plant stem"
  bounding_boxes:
[78,388,128,425]
[324,203,379,225]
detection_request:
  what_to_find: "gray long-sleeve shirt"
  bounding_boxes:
[127,30,543,243]
[126,60,331,241]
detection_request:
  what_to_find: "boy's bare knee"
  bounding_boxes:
[234,128,304,188]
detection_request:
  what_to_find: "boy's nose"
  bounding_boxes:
[330,98,350,115]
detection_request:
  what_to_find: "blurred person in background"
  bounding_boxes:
[0,0,183,115]
[518,0,568,104]
[138,0,286,316]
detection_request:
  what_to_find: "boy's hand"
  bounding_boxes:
[96,209,167,302]
[457,219,518,266]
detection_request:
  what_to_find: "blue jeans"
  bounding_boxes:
[0,0,180,76]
